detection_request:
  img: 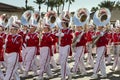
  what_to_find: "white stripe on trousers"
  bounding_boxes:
[72,46,86,73]
[93,46,106,75]
[4,52,19,80]
[59,45,71,79]
[39,47,52,77]
[24,47,37,72]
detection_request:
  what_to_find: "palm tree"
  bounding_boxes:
[98,1,115,11]
[33,0,45,11]
[66,0,75,11]
[91,7,99,12]
[22,6,34,11]
[62,0,65,10]
[45,0,56,11]
[55,0,64,15]
[115,1,120,9]
[25,0,28,8]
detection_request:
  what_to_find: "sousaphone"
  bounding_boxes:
[93,8,111,27]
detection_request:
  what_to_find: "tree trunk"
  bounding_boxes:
[39,4,41,12]
[25,0,28,8]
[62,2,65,10]
[47,0,49,12]
[68,2,71,12]
[47,6,49,12]
[51,7,53,11]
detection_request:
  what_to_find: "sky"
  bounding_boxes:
[0,0,119,12]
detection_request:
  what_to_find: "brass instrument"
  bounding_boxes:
[45,11,57,28]
[93,8,111,27]
[21,10,33,26]
[0,14,8,27]
[92,8,111,48]
[72,8,90,49]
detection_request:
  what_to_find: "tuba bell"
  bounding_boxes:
[21,10,33,26]
[92,8,111,48]
[73,8,90,27]
[31,11,40,25]
[93,8,111,27]
[0,14,8,27]
[46,11,57,24]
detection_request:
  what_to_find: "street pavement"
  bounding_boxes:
[20,54,120,80]
[1,54,120,80]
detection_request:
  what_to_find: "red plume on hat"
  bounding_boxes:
[45,23,50,27]
[0,24,4,29]
[45,11,56,18]
[10,23,19,29]
[60,11,70,23]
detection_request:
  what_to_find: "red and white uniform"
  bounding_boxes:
[39,32,54,78]
[0,32,6,80]
[58,28,73,79]
[23,32,39,73]
[72,31,87,74]
[93,31,108,76]
[106,31,112,63]
[18,31,27,62]
[0,32,6,61]
[4,34,22,80]
[50,31,58,69]
[111,32,120,70]
[86,30,95,67]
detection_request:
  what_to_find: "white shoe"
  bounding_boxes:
[37,76,43,80]
[53,67,58,71]
[68,74,72,80]
[91,74,98,79]
[116,68,120,71]
[81,72,87,76]
[47,74,54,78]
[61,78,66,80]
[100,74,107,78]
[22,71,28,77]
[110,68,115,71]
[34,71,38,76]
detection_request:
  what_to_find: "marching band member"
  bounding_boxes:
[105,25,112,64]
[38,23,54,80]
[18,24,29,64]
[4,24,22,80]
[111,22,120,71]
[23,24,39,77]
[56,11,73,80]
[91,8,111,79]
[86,20,95,67]
[72,8,89,75]
[45,11,58,70]
[0,24,5,80]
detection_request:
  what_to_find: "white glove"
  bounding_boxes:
[76,38,80,42]
[3,45,5,49]
[100,32,104,36]
[60,33,64,37]
[26,36,30,40]
[55,33,60,36]
[5,38,7,43]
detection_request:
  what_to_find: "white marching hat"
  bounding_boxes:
[115,20,120,27]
